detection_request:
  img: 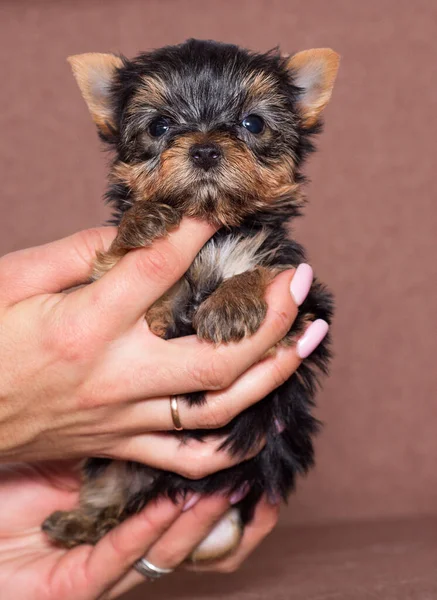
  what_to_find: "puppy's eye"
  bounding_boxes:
[149,116,171,137]
[241,114,264,134]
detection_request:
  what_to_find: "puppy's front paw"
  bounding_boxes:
[194,291,267,344]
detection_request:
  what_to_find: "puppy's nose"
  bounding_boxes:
[189,143,222,171]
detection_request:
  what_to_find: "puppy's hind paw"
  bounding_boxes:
[42,510,94,548]
[189,508,243,562]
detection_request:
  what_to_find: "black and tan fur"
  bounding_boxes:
[43,40,339,560]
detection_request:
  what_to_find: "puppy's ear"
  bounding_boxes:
[286,49,340,128]
[67,53,123,136]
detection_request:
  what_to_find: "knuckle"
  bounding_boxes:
[268,306,295,340]
[136,508,166,536]
[189,353,233,391]
[178,446,215,479]
[53,316,89,363]
[74,380,106,410]
[105,528,126,559]
[78,227,109,255]
[149,547,178,569]
[199,397,234,429]
[135,244,182,284]
[41,303,98,369]
[72,228,113,272]
[270,359,292,389]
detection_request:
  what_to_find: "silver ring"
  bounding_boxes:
[134,557,174,580]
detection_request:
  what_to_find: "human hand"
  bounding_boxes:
[0,220,303,475]
[0,461,278,599]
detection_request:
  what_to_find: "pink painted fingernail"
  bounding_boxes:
[229,482,250,505]
[267,492,281,506]
[290,264,313,306]
[274,418,286,434]
[182,492,202,512]
[297,319,329,359]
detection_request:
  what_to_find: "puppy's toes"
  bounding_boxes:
[42,510,94,548]
[194,297,267,344]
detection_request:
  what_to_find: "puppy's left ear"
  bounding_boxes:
[286,48,340,128]
[67,53,124,137]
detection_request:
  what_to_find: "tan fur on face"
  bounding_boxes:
[111,161,154,200]
[256,155,300,201]
[110,130,300,227]
[243,71,280,100]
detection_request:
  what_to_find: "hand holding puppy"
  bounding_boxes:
[0,220,305,473]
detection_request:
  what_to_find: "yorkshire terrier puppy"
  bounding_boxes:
[43,39,338,561]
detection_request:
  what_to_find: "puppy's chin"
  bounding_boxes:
[168,181,254,228]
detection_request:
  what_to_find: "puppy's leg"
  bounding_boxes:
[193,267,274,344]
[93,202,182,279]
[146,279,190,338]
[42,461,155,547]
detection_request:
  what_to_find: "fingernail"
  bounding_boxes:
[274,418,286,434]
[267,492,281,506]
[290,263,313,306]
[229,482,250,505]
[297,319,329,359]
[182,492,202,512]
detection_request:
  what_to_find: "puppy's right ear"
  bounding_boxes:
[67,53,123,137]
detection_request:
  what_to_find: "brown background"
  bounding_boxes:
[1,1,436,598]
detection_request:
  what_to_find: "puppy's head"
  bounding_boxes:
[68,39,339,226]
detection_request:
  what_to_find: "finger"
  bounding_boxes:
[100,269,300,401]
[112,432,265,479]
[177,344,299,430]
[68,496,184,598]
[79,218,216,333]
[147,494,231,567]
[0,227,116,306]
[107,495,230,598]
[116,344,300,432]
[185,495,280,573]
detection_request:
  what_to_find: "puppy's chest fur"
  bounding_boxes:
[148,228,288,341]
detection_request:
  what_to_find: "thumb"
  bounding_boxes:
[0,227,116,306]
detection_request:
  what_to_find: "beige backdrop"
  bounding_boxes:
[1,1,436,596]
